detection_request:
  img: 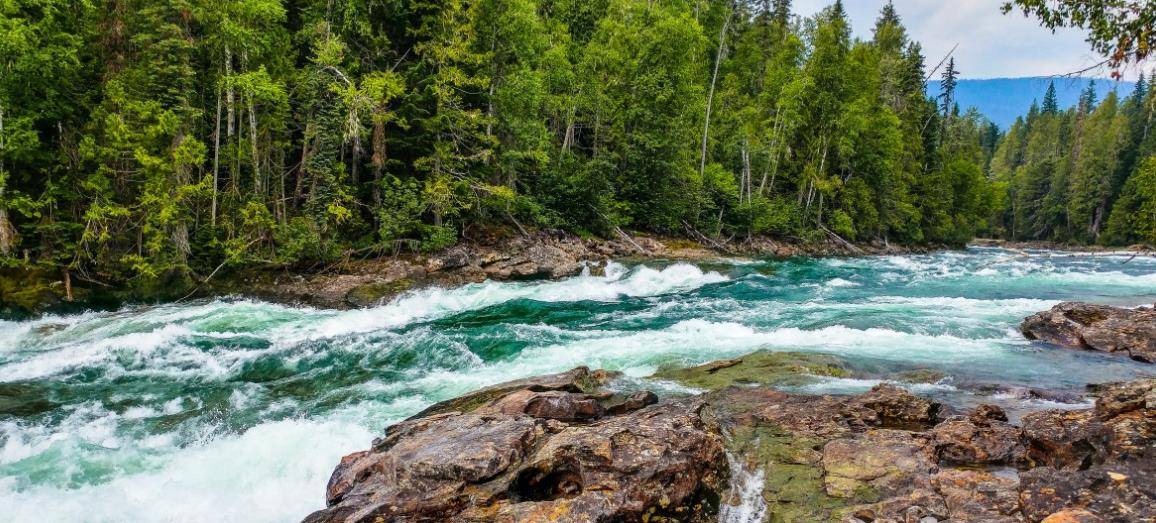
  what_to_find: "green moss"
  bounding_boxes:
[728,424,850,523]
[345,278,415,307]
[0,269,65,317]
[892,368,948,384]
[652,351,852,391]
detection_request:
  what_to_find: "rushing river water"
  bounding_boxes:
[2,247,1155,522]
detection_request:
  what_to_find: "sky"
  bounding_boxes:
[792,0,1143,82]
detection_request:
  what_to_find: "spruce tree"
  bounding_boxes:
[940,57,959,118]
[1042,81,1059,114]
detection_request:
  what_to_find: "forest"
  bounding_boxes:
[990,78,1156,245]
[0,0,1151,292]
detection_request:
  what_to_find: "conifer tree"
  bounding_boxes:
[940,58,959,118]
[1042,81,1059,114]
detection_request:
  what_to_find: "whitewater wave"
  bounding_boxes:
[0,417,371,523]
[0,262,728,382]
[299,261,727,340]
[416,320,1022,389]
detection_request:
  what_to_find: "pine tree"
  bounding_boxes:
[1042,81,1059,114]
[940,57,958,118]
[1134,72,1149,102]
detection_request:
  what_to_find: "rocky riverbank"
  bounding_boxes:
[207,231,941,310]
[304,352,1156,523]
[970,239,1155,254]
[0,231,943,317]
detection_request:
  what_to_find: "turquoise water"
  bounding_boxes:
[1,248,1154,522]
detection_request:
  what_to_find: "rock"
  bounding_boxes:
[1021,409,1109,469]
[970,404,1009,423]
[409,366,619,420]
[652,351,852,390]
[1091,378,1156,420]
[1022,302,1156,362]
[1040,509,1104,523]
[343,279,414,308]
[1016,378,1156,522]
[929,411,1025,466]
[603,390,659,416]
[929,468,1020,521]
[307,360,1156,523]
[425,248,471,273]
[305,398,727,523]
[477,389,605,421]
[821,430,935,499]
[1019,457,1156,522]
[850,383,945,428]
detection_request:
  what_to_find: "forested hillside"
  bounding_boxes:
[990,78,1156,245]
[928,78,1132,129]
[0,0,999,290]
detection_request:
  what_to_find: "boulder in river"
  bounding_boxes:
[304,369,726,523]
[1021,302,1156,363]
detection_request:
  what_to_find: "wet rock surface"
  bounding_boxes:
[307,362,1156,522]
[304,368,726,523]
[1022,302,1156,363]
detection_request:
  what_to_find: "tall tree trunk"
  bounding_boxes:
[248,93,261,196]
[296,121,311,203]
[699,5,732,178]
[0,103,14,257]
[211,87,222,227]
[171,133,191,264]
[225,46,237,193]
[372,117,386,208]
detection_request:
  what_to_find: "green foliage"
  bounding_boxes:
[989,79,1156,246]
[1,0,1007,288]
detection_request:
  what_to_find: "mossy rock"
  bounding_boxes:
[652,351,852,391]
[0,269,66,317]
[345,278,415,308]
[891,368,949,385]
[727,424,855,523]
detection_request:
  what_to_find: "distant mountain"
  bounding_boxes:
[927,77,1136,129]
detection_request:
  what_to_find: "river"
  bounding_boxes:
[2,247,1155,522]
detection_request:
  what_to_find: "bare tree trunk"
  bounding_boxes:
[171,133,191,264]
[248,93,261,196]
[699,5,732,178]
[486,34,498,140]
[562,107,576,154]
[243,51,261,197]
[296,121,310,203]
[740,140,751,204]
[372,118,386,208]
[759,113,784,195]
[63,270,73,302]
[0,103,15,257]
[225,46,237,193]
[211,87,222,227]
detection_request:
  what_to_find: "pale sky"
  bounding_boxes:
[793,0,1143,81]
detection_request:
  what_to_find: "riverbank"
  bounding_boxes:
[971,238,1155,254]
[0,230,946,316]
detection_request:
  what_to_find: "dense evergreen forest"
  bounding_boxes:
[0,0,1149,294]
[990,78,1156,245]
